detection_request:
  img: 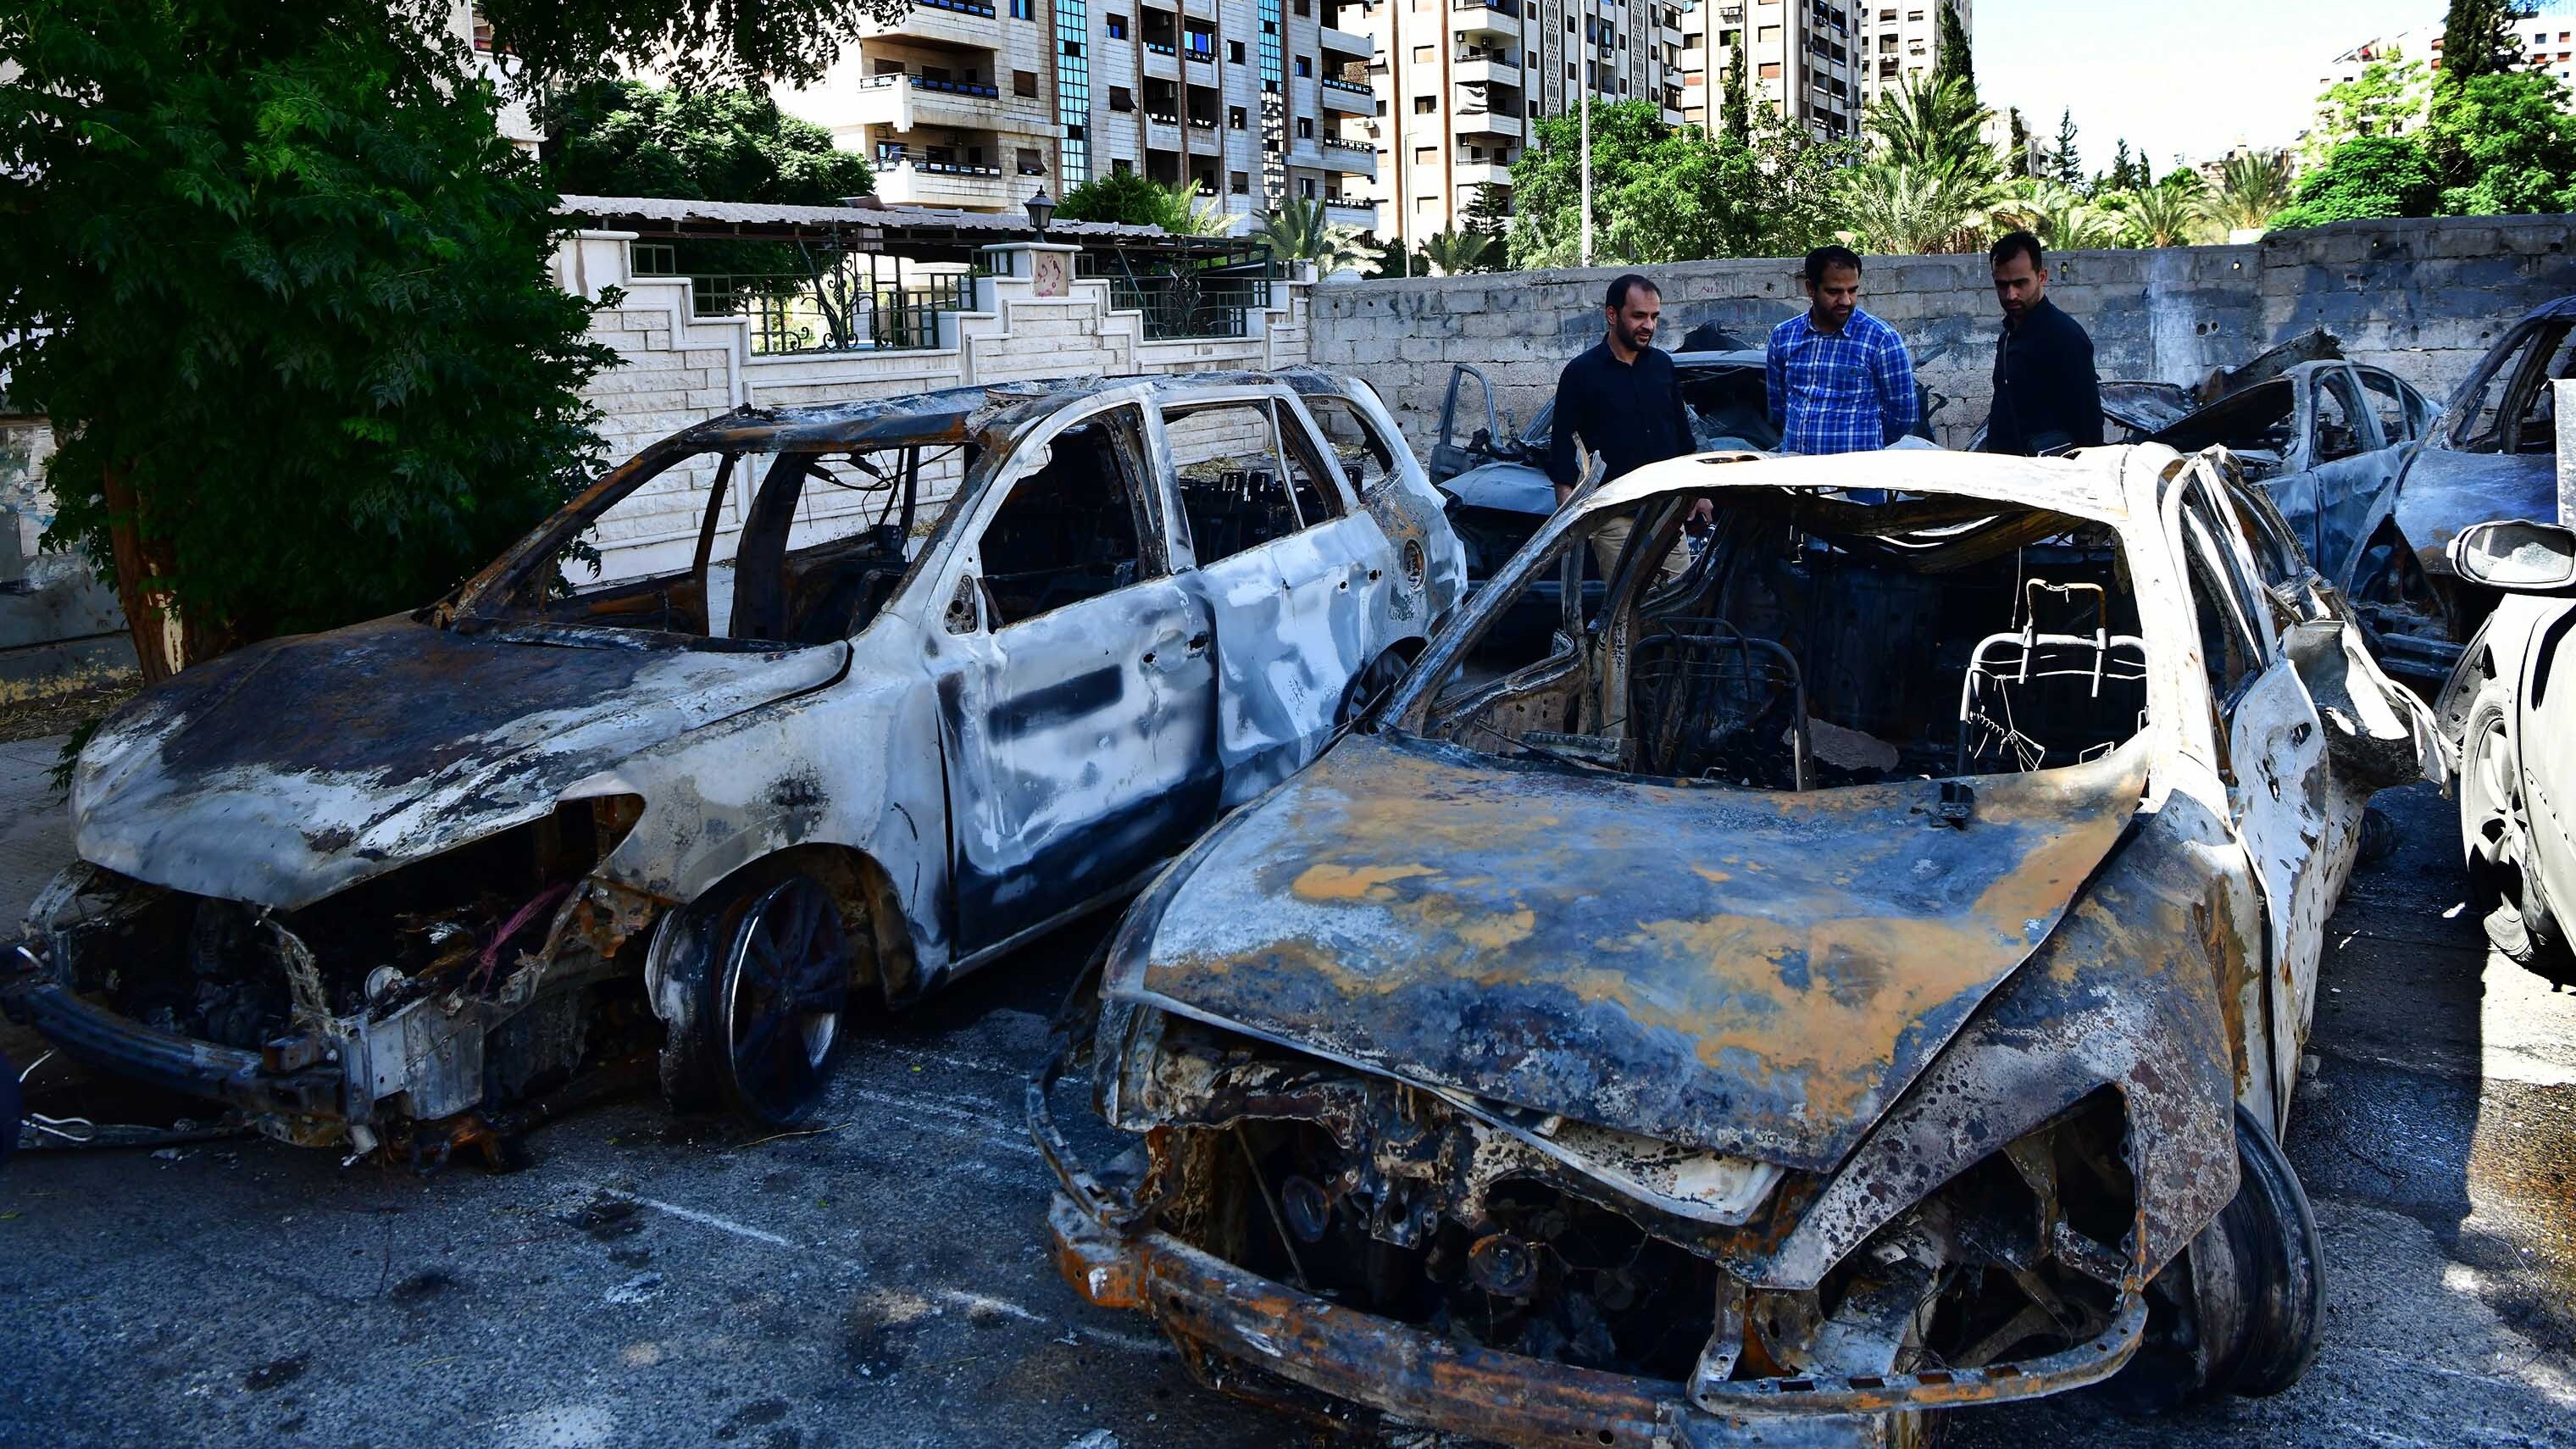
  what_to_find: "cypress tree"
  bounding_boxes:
[1934,2,1975,103]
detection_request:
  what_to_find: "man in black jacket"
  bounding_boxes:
[1548,274,1701,577]
[1979,231,2103,457]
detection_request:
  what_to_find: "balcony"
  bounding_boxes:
[1450,0,1521,39]
[1319,75,1375,111]
[1324,199,1379,231]
[870,158,1018,211]
[1321,136,1379,179]
[1453,158,1509,188]
[1452,49,1520,87]
[1319,23,1372,56]
[1144,44,1179,80]
[1452,105,1522,140]
[847,71,1056,136]
[858,0,999,49]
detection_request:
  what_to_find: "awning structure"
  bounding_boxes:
[554,194,1243,264]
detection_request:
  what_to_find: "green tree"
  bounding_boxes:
[2304,51,2429,165]
[1720,33,1752,144]
[1,2,615,675]
[2438,0,2535,88]
[1056,168,1191,227]
[543,80,871,204]
[2051,108,2084,186]
[1862,73,1997,180]
[1462,182,1513,238]
[1249,197,1374,275]
[2115,175,2213,247]
[1992,179,2121,250]
[2429,69,2576,213]
[1934,2,1975,103]
[2269,135,2444,228]
[1507,99,1852,266]
[1840,163,1993,253]
[474,0,909,88]
[2200,152,2296,233]
[1421,230,1494,275]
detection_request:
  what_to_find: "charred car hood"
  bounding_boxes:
[2396,447,2556,572]
[72,618,847,910]
[1110,733,2150,1173]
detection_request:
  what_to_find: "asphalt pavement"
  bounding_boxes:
[2,742,2572,1449]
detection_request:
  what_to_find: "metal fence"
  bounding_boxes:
[1078,249,1275,341]
[685,264,972,356]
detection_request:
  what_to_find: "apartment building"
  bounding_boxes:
[776,0,1066,212]
[1853,0,1968,107]
[1352,0,1688,251]
[1674,1,1873,143]
[773,0,1375,223]
[1082,0,1381,229]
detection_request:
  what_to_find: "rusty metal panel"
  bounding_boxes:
[1112,730,2151,1173]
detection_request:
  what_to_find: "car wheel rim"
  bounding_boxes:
[720,877,850,1124]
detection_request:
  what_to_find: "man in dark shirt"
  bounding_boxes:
[1979,231,2104,457]
[1548,275,1697,576]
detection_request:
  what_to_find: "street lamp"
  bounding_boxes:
[1024,187,1056,236]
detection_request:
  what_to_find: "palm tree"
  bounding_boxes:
[1838,162,1993,255]
[1862,73,1998,180]
[2117,176,2212,247]
[1991,179,2121,250]
[2201,153,2295,236]
[1421,229,1494,275]
[1248,197,1374,275]
[1155,180,1235,236]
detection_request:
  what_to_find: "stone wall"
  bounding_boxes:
[554,231,1314,581]
[1308,215,2576,453]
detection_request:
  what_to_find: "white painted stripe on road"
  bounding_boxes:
[631,1195,797,1247]
[936,1288,1047,1322]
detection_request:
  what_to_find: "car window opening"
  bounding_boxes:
[976,410,1158,630]
[1166,400,1341,564]
[502,441,962,646]
[1418,492,2147,790]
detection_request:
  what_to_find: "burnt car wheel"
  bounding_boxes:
[2461,684,2571,974]
[2107,1105,2323,1412]
[715,876,852,1125]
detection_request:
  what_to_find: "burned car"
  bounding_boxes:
[3,370,1465,1161]
[2142,358,2448,683]
[1035,446,2440,1445]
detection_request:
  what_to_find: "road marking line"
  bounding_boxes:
[631,1196,797,1247]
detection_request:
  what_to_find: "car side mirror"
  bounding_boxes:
[2450,519,2576,593]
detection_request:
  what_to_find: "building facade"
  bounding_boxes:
[1674,1,1879,145]
[1354,0,1687,253]
[773,0,1375,222]
[1853,0,1969,107]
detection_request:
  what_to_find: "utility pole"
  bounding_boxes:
[1579,92,1593,267]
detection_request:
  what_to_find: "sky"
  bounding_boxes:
[1972,0,2440,169]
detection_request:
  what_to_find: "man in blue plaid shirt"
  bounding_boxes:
[1765,246,1919,455]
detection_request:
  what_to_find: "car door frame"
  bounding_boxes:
[2169,456,2338,1135]
[916,384,1224,975]
[1431,364,1507,484]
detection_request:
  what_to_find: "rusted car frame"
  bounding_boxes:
[3,369,1465,1161]
[1037,445,2439,1445]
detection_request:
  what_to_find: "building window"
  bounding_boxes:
[1295,55,1312,76]
[1758,60,1780,77]
[1414,94,1436,112]
[1231,104,1248,126]
[1010,0,1032,15]
[1113,158,1133,173]
[1231,169,1252,192]
[1018,147,1046,175]
[1527,98,1538,115]
[1296,0,1310,12]
[1413,43,1433,61]
[1110,85,1135,109]
[1414,145,1438,163]
[1230,39,1246,62]
[1056,0,1091,183]
[1014,69,1039,97]
[1301,177,1318,197]
[1296,116,1313,137]
[1106,12,1127,36]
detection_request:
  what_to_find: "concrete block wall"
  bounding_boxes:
[553,230,1316,583]
[1308,215,2576,453]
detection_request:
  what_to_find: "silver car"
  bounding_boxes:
[4,370,1466,1162]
